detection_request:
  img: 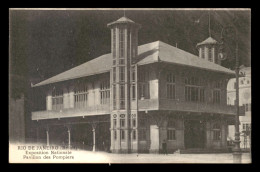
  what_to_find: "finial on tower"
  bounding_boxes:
[208,11,211,37]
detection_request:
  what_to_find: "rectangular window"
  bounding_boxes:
[185,77,204,102]
[121,130,125,140]
[132,66,136,82]
[167,84,175,99]
[208,48,212,62]
[119,28,125,59]
[52,87,63,111]
[213,130,221,140]
[74,83,88,109]
[166,73,175,99]
[113,119,117,128]
[139,118,146,127]
[132,84,136,100]
[166,73,175,83]
[201,47,205,59]
[139,83,149,99]
[119,84,125,109]
[245,103,251,112]
[138,68,149,99]
[139,129,146,141]
[200,89,205,102]
[132,118,136,127]
[100,80,110,105]
[133,130,136,140]
[167,129,176,140]
[213,124,221,141]
[119,67,125,82]
[245,104,248,112]
[113,85,116,110]
[120,119,125,128]
[113,67,116,83]
[113,29,116,59]
[114,130,117,140]
[213,90,221,104]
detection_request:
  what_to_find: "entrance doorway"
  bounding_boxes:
[184,120,206,149]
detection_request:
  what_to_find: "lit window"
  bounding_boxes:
[52,87,63,111]
[100,80,110,105]
[74,82,88,109]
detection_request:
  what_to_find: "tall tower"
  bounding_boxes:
[107,16,141,153]
[196,37,221,65]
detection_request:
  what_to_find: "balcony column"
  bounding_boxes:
[46,126,49,146]
[63,87,70,109]
[67,125,71,149]
[36,126,39,143]
[46,90,52,111]
[69,86,75,109]
[91,122,97,152]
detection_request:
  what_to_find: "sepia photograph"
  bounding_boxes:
[9,8,251,163]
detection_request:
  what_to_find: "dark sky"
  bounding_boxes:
[9,9,251,98]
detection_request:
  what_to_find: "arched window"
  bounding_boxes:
[213,123,221,141]
[74,81,88,109]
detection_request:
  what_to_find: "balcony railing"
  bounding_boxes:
[32,104,110,120]
[138,99,159,110]
[158,99,240,115]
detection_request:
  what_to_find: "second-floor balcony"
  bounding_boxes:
[32,104,110,120]
[138,98,243,115]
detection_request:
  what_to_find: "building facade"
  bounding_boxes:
[31,16,238,153]
[227,67,251,149]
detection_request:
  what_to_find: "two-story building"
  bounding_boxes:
[227,67,251,149]
[31,16,237,153]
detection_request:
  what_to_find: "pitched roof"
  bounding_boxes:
[33,40,235,87]
[196,37,218,47]
[107,16,141,28]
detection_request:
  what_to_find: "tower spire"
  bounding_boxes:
[208,11,211,37]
